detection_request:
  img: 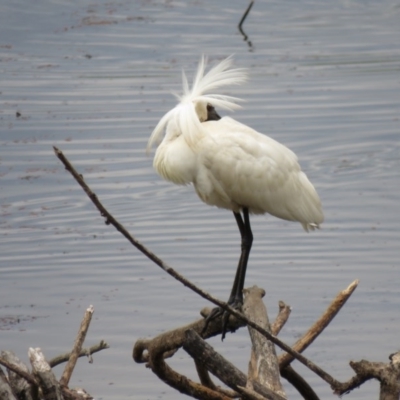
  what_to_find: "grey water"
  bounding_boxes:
[1,0,399,399]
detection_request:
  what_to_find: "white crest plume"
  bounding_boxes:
[147,56,248,152]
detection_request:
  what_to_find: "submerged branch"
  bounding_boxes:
[238,1,254,49]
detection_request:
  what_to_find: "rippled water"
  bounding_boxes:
[1,1,399,399]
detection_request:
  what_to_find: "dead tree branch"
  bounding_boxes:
[29,347,63,400]
[1,306,98,400]
[0,355,38,387]
[49,340,109,368]
[238,1,254,48]
[184,329,285,400]
[280,366,320,400]
[243,286,285,398]
[55,146,396,400]
[279,279,359,369]
[0,351,37,400]
[60,305,94,387]
[333,351,400,397]
[54,146,343,387]
[270,301,291,336]
[0,367,18,400]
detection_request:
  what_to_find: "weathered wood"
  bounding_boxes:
[138,317,232,400]
[243,286,286,399]
[29,347,63,400]
[280,365,320,400]
[236,384,266,400]
[279,279,359,369]
[193,359,238,398]
[49,340,109,368]
[56,147,346,390]
[1,351,36,400]
[60,305,94,387]
[0,366,18,400]
[62,386,93,400]
[271,301,291,336]
[333,351,400,398]
[183,329,286,400]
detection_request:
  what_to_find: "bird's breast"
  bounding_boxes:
[153,135,197,185]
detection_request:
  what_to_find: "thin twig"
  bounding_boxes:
[53,146,344,388]
[238,1,254,31]
[278,280,359,369]
[53,146,227,311]
[60,305,94,387]
[238,1,254,48]
[49,340,109,368]
[271,301,291,336]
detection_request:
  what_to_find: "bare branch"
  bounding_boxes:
[280,366,320,400]
[49,340,109,368]
[184,329,285,400]
[60,305,94,387]
[0,356,37,386]
[333,351,400,397]
[54,147,346,388]
[279,279,359,369]
[29,348,63,400]
[243,286,285,397]
[271,301,291,336]
[0,367,18,400]
[238,1,255,48]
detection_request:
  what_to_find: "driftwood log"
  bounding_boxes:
[52,146,400,399]
[133,281,359,400]
[243,286,284,397]
[0,305,109,400]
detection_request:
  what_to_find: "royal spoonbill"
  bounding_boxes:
[147,56,323,338]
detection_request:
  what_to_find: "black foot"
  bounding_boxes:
[202,299,243,341]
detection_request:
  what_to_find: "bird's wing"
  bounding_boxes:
[194,117,324,229]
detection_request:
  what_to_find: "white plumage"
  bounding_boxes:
[147,56,323,336]
[148,56,323,231]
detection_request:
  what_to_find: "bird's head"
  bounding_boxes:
[147,56,247,152]
[195,102,222,123]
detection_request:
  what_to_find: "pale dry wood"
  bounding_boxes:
[0,355,38,386]
[279,279,359,369]
[270,301,291,336]
[29,347,63,400]
[1,351,36,400]
[269,301,320,399]
[60,305,94,387]
[0,366,18,400]
[243,286,285,399]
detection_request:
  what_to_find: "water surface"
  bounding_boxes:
[1,1,399,399]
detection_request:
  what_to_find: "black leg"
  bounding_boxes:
[229,208,253,304]
[203,207,253,340]
[221,208,253,336]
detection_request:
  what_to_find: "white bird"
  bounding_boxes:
[147,56,323,337]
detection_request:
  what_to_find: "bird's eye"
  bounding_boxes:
[207,104,213,112]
